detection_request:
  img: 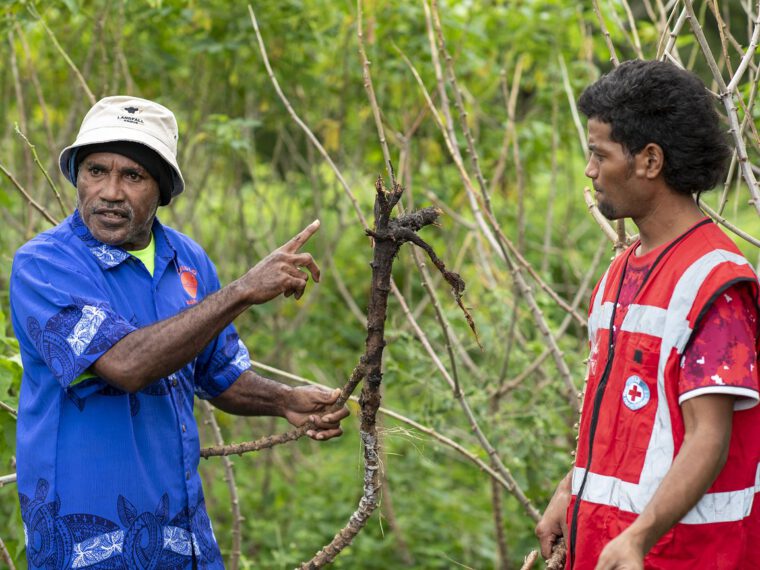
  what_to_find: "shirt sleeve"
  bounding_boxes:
[10,253,137,389]
[190,261,252,400]
[679,281,759,410]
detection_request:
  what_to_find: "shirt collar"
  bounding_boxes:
[70,209,177,270]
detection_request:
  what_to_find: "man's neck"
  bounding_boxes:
[633,194,705,255]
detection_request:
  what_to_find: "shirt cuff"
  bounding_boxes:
[679,385,759,411]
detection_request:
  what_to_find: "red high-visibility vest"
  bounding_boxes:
[568,220,760,569]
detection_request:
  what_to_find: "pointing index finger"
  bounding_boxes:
[282,219,320,252]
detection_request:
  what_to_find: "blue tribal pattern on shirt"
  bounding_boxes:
[21,478,217,569]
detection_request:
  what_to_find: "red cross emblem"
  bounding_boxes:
[623,375,650,410]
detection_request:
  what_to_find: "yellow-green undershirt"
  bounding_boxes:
[129,233,156,278]
[71,233,155,387]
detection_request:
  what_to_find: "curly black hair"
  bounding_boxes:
[578,60,732,195]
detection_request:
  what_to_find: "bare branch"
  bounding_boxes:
[558,55,588,156]
[14,124,68,217]
[727,1,760,93]
[699,200,760,248]
[399,47,582,415]
[200,402,242,570]
[658,6,688,61]
[583,186,623,245]
[519,550,540,570]
[621,0,645,58]
[0,400,17,418]
[357,0,396,186]
[0,536,16,570]
[247,4,369,229]
[0,473,17,488]
[683,0,760,215]
[0,162,59,226]
[592,0,621,65]
[27,4,96,105]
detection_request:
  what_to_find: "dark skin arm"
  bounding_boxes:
[210,369,349,440]
[91,221,319,392]
[594,394,734,569]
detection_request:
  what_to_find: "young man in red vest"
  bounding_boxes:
[535,60,760,569]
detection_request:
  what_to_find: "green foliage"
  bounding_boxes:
[0,305,23,566]
[0,0,758,567]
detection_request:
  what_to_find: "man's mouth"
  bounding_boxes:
[93,208,130,222]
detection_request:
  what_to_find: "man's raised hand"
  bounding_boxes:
[241,220,322,305]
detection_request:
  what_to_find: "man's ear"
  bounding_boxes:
[636,143,664,179]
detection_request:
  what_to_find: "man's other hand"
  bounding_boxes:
[283,386,349,441]
[535,471,572,559]
[594,531,645,570]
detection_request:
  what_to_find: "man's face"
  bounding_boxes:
[585,119,640,221]
[77,152,160,250]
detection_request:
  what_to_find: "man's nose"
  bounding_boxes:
[99,173,124,201]
[584,159,597,179]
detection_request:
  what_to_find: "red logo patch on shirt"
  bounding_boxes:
[179,267,199,304]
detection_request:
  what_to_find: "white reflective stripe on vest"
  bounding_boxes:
[581,249,754,524]
[620,304,667,338]
[588,268,610,345]
[572,463,760,524]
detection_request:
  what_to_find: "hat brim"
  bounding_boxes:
[59,125,184,201]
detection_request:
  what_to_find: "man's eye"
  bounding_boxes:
[126,172,142,182]
[88,166,104,176]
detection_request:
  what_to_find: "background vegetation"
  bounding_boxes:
[0,0,758,568]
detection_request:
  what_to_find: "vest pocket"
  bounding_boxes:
[606,334,661,481]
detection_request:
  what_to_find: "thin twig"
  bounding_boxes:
[621,0,645,58]
[0,400,17,418]
[0,536,16,570]
[15,124,67,217]
[683,0,760,215]
[519,550,539,570]
[592,0,620,66]
[247,4,369,229]
[201,402,242,570]
[558,55,588,157]
[398,47,580,417]
[591,3,628,254]
[726,0,760,93]
[27,4,96,105]
[8,28,36,235]
[489,60,523,197]
[357,0,396,187]
[542,97,560,274]
[491,237,606,400]
[700,200,760,248]
[583,186,623,245]
[658,5,688,61]
[0,162,59,226]
[0,473,17,488]
[14,22,56,157]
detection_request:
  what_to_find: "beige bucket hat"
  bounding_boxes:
[59,95,185,202]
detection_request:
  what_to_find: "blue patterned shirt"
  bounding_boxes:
[10,210,251,569]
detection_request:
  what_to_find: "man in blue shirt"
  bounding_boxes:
[10,96,349,569]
